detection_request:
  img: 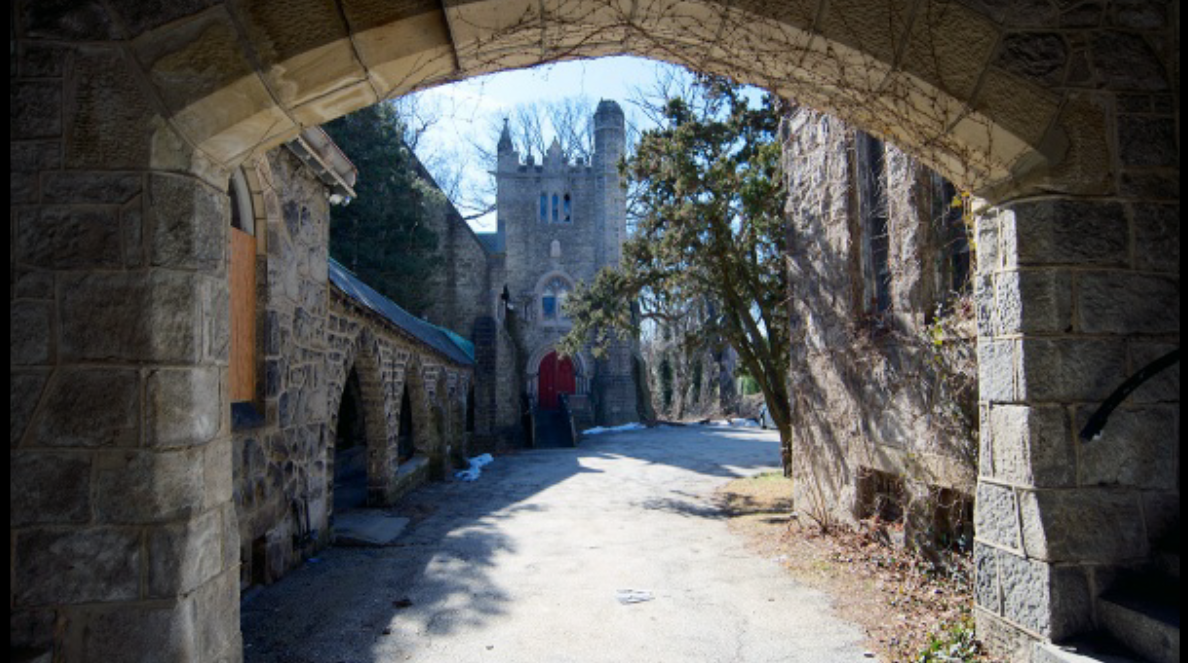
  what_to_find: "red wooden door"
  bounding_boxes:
[558,356,576,398]
[539,352,558,409]
[538,352,576,410]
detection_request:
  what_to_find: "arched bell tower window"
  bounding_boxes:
[563,193,571,223]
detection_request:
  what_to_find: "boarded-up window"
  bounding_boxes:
[229,169,256,403]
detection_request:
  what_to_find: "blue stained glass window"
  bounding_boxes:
[542,295,557,318]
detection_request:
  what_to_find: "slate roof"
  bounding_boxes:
[475,232,504,253]
[328,258,474,366]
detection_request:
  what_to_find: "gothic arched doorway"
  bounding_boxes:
[538,351,576,410]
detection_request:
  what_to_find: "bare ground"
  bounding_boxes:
[716,473,1002,663]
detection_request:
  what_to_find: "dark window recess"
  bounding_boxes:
[465,387,475,433]
[542,295,557,319]
[540,193,548,221]
[563,193,572,222]
[251,536,268,587]
[865,136,891,314]
[855,466,907,523]
[398,387,415,463]
[930,175,970,297]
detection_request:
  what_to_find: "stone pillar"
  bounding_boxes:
[11,42,242,663]
[972,198,1179,658]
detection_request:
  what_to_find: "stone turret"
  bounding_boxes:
[593,100,626,265]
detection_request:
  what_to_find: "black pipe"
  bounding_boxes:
[1079,348,1179,442]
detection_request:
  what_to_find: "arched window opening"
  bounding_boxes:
[552,193,559,223]
[398,385,415,463]
[541,275,571,321]
[563,193,571,222]
[333,367,368,512]
[540,193,548,221]
[228,168,258,408]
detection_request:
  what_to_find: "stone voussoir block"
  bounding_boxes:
[996,548,1052,635]
[1076,405,1177,490]
[60,269,202,363]
[10,451,92,525]
[93,447,207,524]
[30,368,140,448]
[41,171,142,204]
[1075,272,1180,335]
[70,599,199,663]
[13,526,141,606]
[1131,203,1180,273]
[11,370,51,447]
[975,482,1022,550]
[16,205,123,269]
[994,269,1073,336]
[11,300,54,366]
[147,366,221,450]
[147,173,228,272]
[989,404,1075,488]
[1018,488,1147,563]
[977,338,1018,403]
[1018,338,1127,403]
[1007,200,1129,267]
[147,508,224,598]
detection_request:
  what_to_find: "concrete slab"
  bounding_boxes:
[331,510,410,546]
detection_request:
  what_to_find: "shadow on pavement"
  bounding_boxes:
[240,425,779,662]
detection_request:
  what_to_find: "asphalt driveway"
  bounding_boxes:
[241,425,868,662]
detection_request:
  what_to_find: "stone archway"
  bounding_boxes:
[327,330,392,509]
[10,2,1178,661]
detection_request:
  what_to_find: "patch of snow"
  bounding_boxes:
[582,422,646,436]
[454,453,494,482]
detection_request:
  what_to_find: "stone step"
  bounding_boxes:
[1097,573,1180,663]
[533,409,574,448]
[1033,636,1144,663]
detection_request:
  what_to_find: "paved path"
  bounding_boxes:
[242,426,868,663]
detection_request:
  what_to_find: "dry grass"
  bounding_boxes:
[717,473,1000,662]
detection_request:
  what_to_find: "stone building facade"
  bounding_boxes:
[228,136,474,593]
[783,107,978,539]
[9,1,1178,661]
[783,106,1179,660]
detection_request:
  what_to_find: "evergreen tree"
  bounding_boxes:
[323,102,442,315]
[560,75,795,474]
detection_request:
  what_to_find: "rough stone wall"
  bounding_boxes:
[327,292,472,495]
[228,147,473,593]
[10,1,1178,661]
[783,108,978,535]
[231,147,333,590]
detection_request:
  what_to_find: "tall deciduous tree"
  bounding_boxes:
[323,101,444,316]
[560,75,795,474]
